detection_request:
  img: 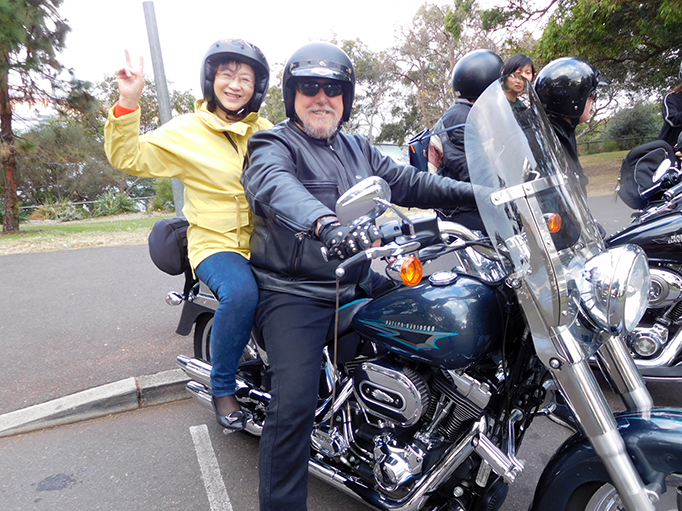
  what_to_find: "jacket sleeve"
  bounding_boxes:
[242,130,333,233]
[662,92,682,127]
[104,107,187,180]
[360,139,476,209]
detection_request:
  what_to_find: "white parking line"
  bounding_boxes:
[190,424,233,511]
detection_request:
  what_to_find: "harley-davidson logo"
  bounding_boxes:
[358,319,457,350]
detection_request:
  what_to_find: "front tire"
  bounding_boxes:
[566,474,682,511]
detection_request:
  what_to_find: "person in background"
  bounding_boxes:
[241,41,478,511]
[534,56,609,196]
[658,62,682,147]
[433,49,504,232]
[502,53,535,105]
[104,39,271,432]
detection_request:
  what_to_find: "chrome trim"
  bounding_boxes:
[595,336,652,413]
[634,327,682,369]
[309,418,485,511]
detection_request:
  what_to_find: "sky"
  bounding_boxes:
[58,0,456,97]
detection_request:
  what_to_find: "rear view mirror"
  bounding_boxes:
[336,177,391,227]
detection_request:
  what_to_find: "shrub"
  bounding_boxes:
[30,201,88,222]
[150,178,175,211]
[93,191,139,217]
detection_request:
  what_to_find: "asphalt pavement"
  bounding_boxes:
[0,194,669,511]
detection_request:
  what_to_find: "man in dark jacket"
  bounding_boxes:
[435,49,503,232]
[241,41,477,511]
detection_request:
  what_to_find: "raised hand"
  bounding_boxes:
[116,50,144,110]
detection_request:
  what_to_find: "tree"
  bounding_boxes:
[0,0,73,233]
[484,0,682,94]
[382,1,499,143]
[534,0,682,93]
[16,118,119,206]
[340,39,394,142]
[601,102,661,151]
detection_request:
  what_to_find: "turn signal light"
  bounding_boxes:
[546,213,562,233]
[401,257,423,286]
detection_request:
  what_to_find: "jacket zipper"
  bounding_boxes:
[328,143,354,192]
[291,231,306,276]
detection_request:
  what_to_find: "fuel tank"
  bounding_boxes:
[607,211,682,264]
[352,274,507,369]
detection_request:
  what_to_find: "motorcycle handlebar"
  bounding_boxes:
[664,181,682,201]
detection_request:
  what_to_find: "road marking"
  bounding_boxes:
[190,424,233,511]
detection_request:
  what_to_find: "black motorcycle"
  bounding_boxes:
[607,138,682,380]
[169,77,682,511]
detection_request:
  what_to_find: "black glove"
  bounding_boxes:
[319,221,382,260]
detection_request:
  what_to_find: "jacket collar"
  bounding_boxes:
[195,99,261,137]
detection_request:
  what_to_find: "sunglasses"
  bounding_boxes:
[296,81,344,98]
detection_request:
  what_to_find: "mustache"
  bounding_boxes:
[305,105,338,115]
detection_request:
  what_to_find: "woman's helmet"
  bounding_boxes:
[200,38,270,117]
[534,57,609,120]
[452,49,504,100]
[282,42,355,123]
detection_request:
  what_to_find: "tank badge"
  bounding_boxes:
[358,319,457,350]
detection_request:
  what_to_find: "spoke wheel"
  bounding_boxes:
[567,474,682,511]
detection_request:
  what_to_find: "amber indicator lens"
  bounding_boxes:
[546,213,562,233]
[401,257,424,286]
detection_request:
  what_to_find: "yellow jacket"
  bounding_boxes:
[104,100,272,269]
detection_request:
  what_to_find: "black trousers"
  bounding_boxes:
[255,289,336,511]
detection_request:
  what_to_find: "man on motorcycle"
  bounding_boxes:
[433,49,504,232]
[534,57,609,195]
[241,41,478,511]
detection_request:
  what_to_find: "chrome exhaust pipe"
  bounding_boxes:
[308,418,483,511]
[176,355,212,388]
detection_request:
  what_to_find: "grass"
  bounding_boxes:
[0,212,175,256]
[581,150,627,197]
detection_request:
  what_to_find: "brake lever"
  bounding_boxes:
[335,241,421,278]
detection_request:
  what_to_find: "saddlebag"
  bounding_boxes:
[148,217,190,275]
[617,140,676,209]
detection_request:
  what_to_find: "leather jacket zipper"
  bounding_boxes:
[291,231,306,276]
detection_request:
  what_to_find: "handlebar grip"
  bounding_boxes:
[640,181,662,200]
[335,251,370,278]
[663,181,682,201]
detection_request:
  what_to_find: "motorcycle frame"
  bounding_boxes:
[499,175,659,511]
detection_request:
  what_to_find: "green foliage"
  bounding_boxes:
[533,0,682,93]
[151,178,175,211]
[602,102,661,151]
[16,118,119,205]
[261,81,286,125]
[92,191,139,218]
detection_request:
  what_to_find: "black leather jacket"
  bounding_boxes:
[241,119,476,303]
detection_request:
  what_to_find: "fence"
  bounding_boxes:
[578,136,658,155]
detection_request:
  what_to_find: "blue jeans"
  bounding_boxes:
[194,251,258,397]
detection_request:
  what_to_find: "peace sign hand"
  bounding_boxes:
[116,50,144,110]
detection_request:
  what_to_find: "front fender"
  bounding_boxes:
[531,408,682,511]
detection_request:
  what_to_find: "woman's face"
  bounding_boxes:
[507,64,534,94]
[213,62,256,114]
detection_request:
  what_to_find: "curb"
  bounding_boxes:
[0,368,190,438]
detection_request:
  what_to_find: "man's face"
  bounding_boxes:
[213,61,256,114]
[579,94,594,124]
[294,79,344,139]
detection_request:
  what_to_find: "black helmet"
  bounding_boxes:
[451,49,504,100]
[282,42,355,123]
[200,38,270,117]
[534,57,609,120]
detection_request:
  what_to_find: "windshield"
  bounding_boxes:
[465,77,604,331]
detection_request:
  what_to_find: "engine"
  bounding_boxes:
[353,358,430,426]
[339,357,492,492]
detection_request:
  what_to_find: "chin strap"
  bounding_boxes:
[216,98,248,120]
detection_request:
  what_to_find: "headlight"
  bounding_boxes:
[580,245,650,334]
